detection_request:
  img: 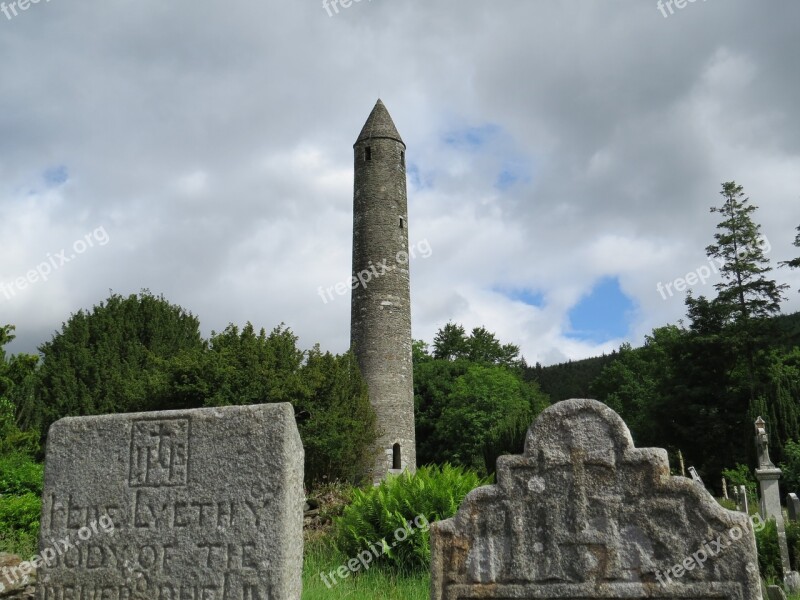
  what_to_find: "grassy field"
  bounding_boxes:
[302,537,429,600]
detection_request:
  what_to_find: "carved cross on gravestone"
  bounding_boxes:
[552,427,626,581]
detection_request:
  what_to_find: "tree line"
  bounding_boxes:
[1,295,376,486]
[2,180,799,491]
[1,297,547,485]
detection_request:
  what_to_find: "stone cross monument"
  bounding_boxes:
[754,416,799,591]
[350,99,417,484]
[755,416,782,523]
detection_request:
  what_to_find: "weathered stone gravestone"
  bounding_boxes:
[36,403,304,600]
[738,485,749,514]
[688,466,704,487]
[768,585,788,600]
[788,493,800,522]
[430,399,761,600]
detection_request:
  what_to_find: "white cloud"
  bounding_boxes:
[1,0,799,365]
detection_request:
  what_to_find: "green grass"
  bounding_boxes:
[302,536,429,600]
[0,528,37,558]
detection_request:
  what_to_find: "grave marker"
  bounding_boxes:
[430,399,760,600]
[36,403,304,600]
[788,493,800,522]
[755,416,798,591]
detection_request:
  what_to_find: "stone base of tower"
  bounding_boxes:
[372,437,417,486]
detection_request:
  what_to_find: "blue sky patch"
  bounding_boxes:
[443,124,501,150]
[407,162,433,190]
[43,165,68,186]
[442,123,533,191]
[496,169,519,190]
[566,277,635,343]
[495,161,532,190]
[495,287,545,308]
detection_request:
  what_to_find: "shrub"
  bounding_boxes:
[755,518,782,582]
[0,429,40,459]
[787,520,800,571]
[780,439,800,496]
[0,492,41,556]
[334,464,489,572]
[0,453,43,496]
[722,464,758,507]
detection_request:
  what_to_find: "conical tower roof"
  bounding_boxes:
[355,99,404,146]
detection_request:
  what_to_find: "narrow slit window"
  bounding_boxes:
[399,217,404,229]
[365,147,372,161]
[400,151,405,168]
[392,443,402,470]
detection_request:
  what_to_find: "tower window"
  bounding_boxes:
[400,151,405,168]
[399,217,404,229]
[392,443,401,470]
[365,147,372,161]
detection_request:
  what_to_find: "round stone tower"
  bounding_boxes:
[351,99,417,484]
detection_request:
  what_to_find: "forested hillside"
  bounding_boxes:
[530,311,800,409]
[525,353,618,402]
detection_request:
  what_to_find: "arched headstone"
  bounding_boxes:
[430,399,760,600]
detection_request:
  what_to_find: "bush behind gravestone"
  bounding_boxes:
[334,464,490,572]
[722,463,759,507]
[0,453,43,496]
[786,519,800,571]
[0,492,40,556]
[780,439,800,497]
[755,518,782,582]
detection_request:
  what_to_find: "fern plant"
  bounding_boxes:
[334,464,490,572]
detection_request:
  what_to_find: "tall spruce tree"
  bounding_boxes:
[694,182,789,456]
[705,182,788,322]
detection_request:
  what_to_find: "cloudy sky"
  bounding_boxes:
[1,0,799,366]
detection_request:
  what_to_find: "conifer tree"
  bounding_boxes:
[705,181,788,322]
[688,182,788,415]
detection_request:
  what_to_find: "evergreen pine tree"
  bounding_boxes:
[706,182,788,321]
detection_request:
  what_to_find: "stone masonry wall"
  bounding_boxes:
[351,106,416,483]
